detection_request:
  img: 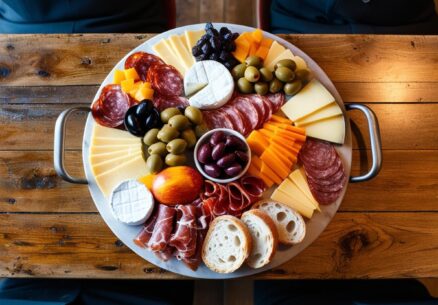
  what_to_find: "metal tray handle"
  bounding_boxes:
[346,103,382,183]
[53,107,90,184]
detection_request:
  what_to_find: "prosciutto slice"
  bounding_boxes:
[133,207,159,248]
[169,205,197,259]
[148,204,176,252]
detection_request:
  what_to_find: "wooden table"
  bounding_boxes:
[1,34,437,280]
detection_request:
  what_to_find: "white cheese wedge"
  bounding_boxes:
[264,41,285,70]
[90,148,142,164]
[294,102,342,127]
[303,115,346,144]
[94,155,148,197]
[168,35,195,71]
[92,123,138,139]
[185,82,208,97]
[92,153,142,176]
[266,49,294,71]
[293,55,308,71]
[281,79,336,121]
[184,30,205,51]
[91,137,139,146]
[90,144,140,155]
[110,179,154,226]
[271,188,314,219]
[184,60,234,109]
[289,168,320,211]
[152,39,187,75]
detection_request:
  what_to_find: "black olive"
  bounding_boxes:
[201,43,211,55]
[144,108,161,131]
[192,45,201,57]
[196,37,206,48]
[205,22,213,31]
[223,32,233,42]
[220,27,231,38]
[207,28,219,37]
[210,36,221,50]
[196,53,207,61]
[209,52,219,61]
[219,50,231,62]
[124,108,145,137]
[231,33,239,40]
[135,100,153,118]
[223,61,233,69]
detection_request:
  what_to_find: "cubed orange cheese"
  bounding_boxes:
[124,68,140,81]
[113,70,126,84]
[121,78,135,93]
[251,29,264,43]
[232,36,251,63]
[260,37,273,47]
[135,86,154,101]
[255,45,270,60]
[260,161,282,185]
[247,130,269,156]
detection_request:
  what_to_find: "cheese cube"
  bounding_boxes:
[121,78,135,93]
[113,70,126,84]
[281,79,336,121]
[124,68,140,81]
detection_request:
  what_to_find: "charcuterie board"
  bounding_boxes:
[61,23,355,279]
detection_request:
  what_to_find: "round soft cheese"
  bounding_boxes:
[184,60,234,110]
[110,179,154,226]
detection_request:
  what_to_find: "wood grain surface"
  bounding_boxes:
[0,34,437,279]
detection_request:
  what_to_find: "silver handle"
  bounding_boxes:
[53,107,90,184]
[346,104,382,183]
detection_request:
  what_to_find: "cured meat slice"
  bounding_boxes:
[222,105,245,135]
[232,97,259,130]
[308,183,343,205]
[133,207,158,248]
[240,176,265,200]
[169,205,197,259]
[307,165,345,186]
[153,95,189,112]
[308,173,346,193]
[304,157,342,180]
[228,176,265,212]
[246,95,266,128]
[92,84,131,128]
[182,230,205,271]
[125,52,164,81]
[299,139,336,169]
[203,109,234,130]
[260,95,273,122]
[148,64,183,97]
[266,93,286,113]
[154,245,174,262]
[148,204,176,252]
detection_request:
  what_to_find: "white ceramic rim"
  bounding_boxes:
[82,23,352,279]
[193,128,251,184]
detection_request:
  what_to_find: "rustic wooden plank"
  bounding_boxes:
[1,213,438,279]
[2,103,437,150]
[1,150,436,213]
[2,35,436,86]
[1,83,437,105]
[224,0,256,26]
[199,0,224,23]
[175,0,200,26]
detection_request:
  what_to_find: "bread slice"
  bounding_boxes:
[252,200,306,245]
[241,209,278,269]
[202,215,252,273]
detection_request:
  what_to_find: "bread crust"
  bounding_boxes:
[201,215,252,273]
[242,209,279,268]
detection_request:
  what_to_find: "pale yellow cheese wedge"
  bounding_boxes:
[271,188,314,219]
[302,115,345,144]
[92,124,137,139]
[289,168,320,211]
[264,41,285,70]
[90,144,140,155]
[152,39,187,75]
[91,137,139,146]
[89,148,142,164]
[184,30,205,51]
[294,102,342,127]
[168,35,195,71]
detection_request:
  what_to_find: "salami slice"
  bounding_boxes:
[266,93,286,113]
[232,97,259,130]
[203,109,233,130]
[260,95,273,122]
[299,139,337,169]
[222,105,245,135]
[153,95,189,112]
[91,84,131,128]
[245,95,266,129]
[308,173,346,193]
[303,157,342,180]
[149,64,183,97]
[125,52,164,81]
[308,182,343,205]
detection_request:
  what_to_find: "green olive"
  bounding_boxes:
[231,63,247,80]
[181,128,197,148]
[245,56,263,68]
[146,154,163,174]
[284,80,303,96]
[254,82,269,95]
[237,77,254,93]
[295,69,310,83]
[143,128,159,146]
[157,124,179,143]
[195,123,209,138]
[259,67,273,82]
[166,138,187,154]
[275,59,297,71]
[147,142,167,156]
[269,78,284,93]
[165,153,187,166]
[168,114,190,131]
[160,107,181,123]
[275,66,295,83]
[244,66,261,83]
[184,106,203,125]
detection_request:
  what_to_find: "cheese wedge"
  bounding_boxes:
[184,30,205,51]
[92,123,137,139]
[91,137,139,146]
[293,55,307,71]
[266,49,294,71]
[94,155,148,196]
[91,152,142,176]
[152,39,187,75]
[289,168,320,211]
[271,188,314,219]
[277,178,316,210]
[90,144,140,155]
[168,35,195,71]
[294,102,342,126]
[90,148,142,164]
[303,115,345,144]
[264,41,285,70]
[281,79,336,121]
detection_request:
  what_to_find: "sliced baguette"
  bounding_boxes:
[241,209,278,269]
[252,200,306,245]
[202,215,252,273]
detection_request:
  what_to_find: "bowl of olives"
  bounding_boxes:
[194,128,251,183]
